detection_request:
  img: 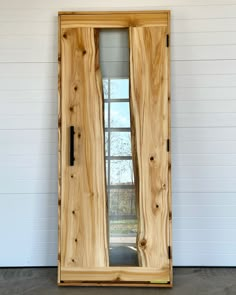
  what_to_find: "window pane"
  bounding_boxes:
[103,79,108,99]
[110,79,129,99]
[110,102,130,128]
[105,132,108,156]
[106,160,108,183]
[104,103,108,128]
[109,188,138,266]
[110,160,134,185]
[110,132,131,156]
[109,188,136,218]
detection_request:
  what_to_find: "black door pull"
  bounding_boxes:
[70,126,75,166]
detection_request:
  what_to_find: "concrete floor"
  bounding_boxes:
[0,267,235,295]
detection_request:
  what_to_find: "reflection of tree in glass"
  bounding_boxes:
[105,122,134,186]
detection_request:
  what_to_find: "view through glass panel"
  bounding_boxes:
[99,29,138,266]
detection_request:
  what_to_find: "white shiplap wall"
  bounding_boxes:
[0,0,236,266]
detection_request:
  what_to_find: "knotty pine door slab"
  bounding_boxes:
[58,11,172,287]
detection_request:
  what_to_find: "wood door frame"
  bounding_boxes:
[58,11,172,287]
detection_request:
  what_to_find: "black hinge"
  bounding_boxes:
[166,34,169,47]
[167,139,170,152]
[168,246,172,259]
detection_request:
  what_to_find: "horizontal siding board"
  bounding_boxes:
[0,194,57,216]
[0,63,56,77]
[174,242,236,255]
[0,49,56,63]
[0,250,57,267]
[0,90,57,103]
[0,103,57,115]
[172,127,236,141]
[0,180,57,193]
[0,77,57,90]
[173,178,236,193]
[170,5,236,19]
[172,113,236,127]
[173,87,236,100]
[172,45,236,61]
[173,205,236,218]
[0,167,57,180]
[173,193,236,206]
[0,155,57,167]
[174,218,236,230]
[173,166,236,178]
[172,154,236,166]
[173,229,236,241]
[172,60,236,75]
[0,115,57,129]
[0,35,57,51]
[173,254,236,267]
[0,130,57,143]
[0,142,57,155]
[0,21,56,36]
[173,100,236,113]
[172,32,236,46]
[173,140,236,154]
[172,18,236,33]
[0,10,55,22]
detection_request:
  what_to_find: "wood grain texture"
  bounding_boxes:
[129,26,170,271]
[60,12,168,28]
[58,282,172,287]
[167,11,173,285]
[60,26,108,268]
[57,14,62,284]
[61,267,169,282]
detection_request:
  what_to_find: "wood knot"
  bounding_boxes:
[63,33,67,39]
[74,86,78,91]
[140,239,147,248]
[78,133,81,138]
[71,259,75,263]
[75,238,77,242]
[71,174,74,178]
[72,210,75,215]
[82,50,87,55]
[156,204,159,209]
[150,156,154,161]
[58,200,61,206]
[69,106,74,112]
[58,56,61,62]
[162,183,166,190]
[116,276,121,281]
[168,163,171,169]
[58,118,61,128]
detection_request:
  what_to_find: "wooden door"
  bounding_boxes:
[58,11,172,287]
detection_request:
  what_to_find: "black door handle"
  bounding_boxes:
[70,126,75,166]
